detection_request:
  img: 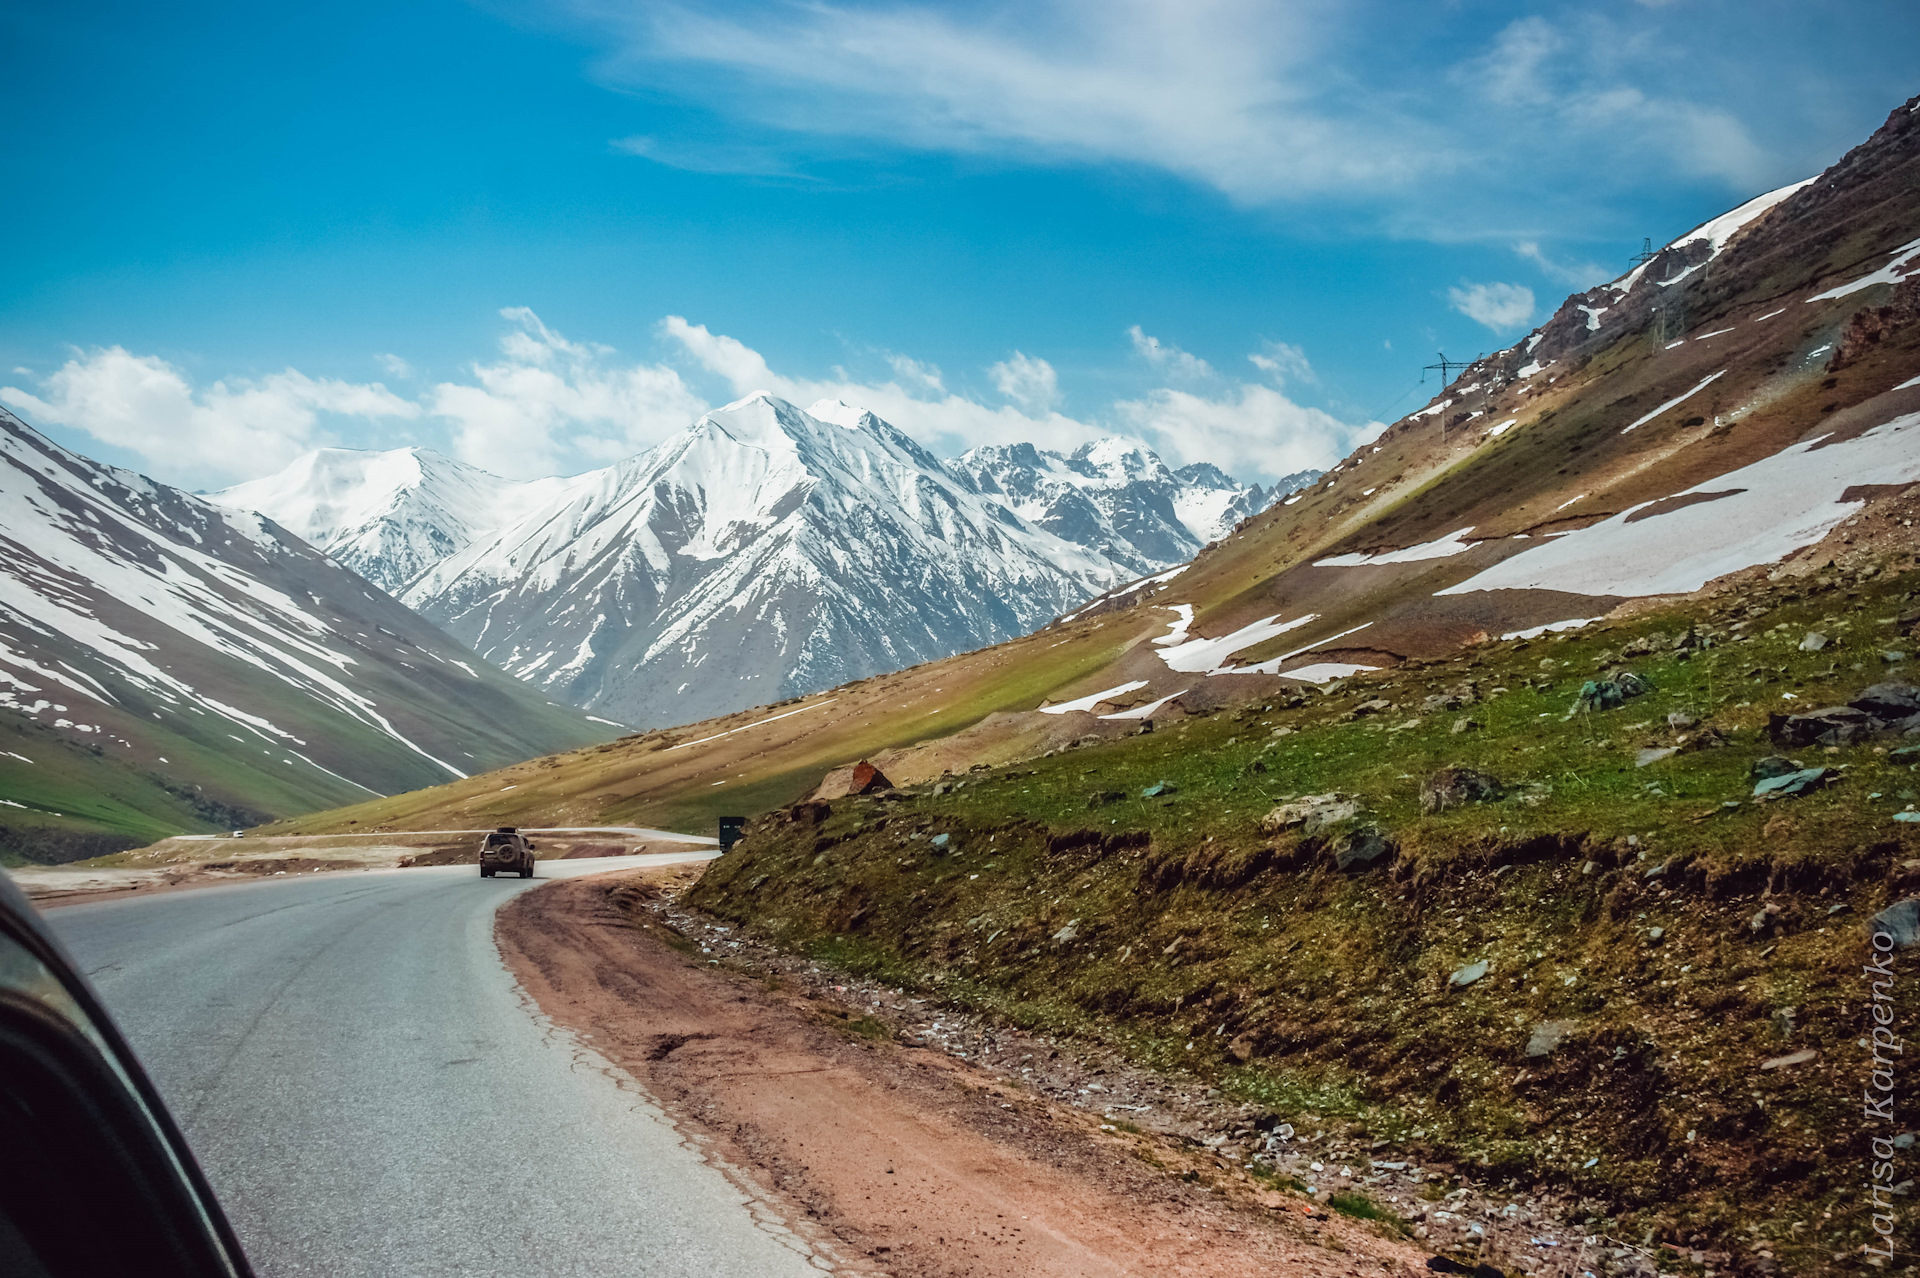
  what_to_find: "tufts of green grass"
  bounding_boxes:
[689,556,1920,1278]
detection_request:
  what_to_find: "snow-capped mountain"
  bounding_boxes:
[400,394,1138,728]
[210,447,579,594]
[0,408,607,858]
[944,440,1314,575]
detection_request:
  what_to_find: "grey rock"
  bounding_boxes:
[1853,683,1920,718]
[1768,705,1875,748]
[1525,1020,1575,1057]
[1260,793,1361,836]
[1752,766,1833,799]
[1799,632,1829,652]
[1751,755,1802,780]
[1635,746,1679,767]
[1448,959,1490,988]
[929,832,951,850]
[1140,781,1178,799]
[1873,899,1920,947]
[1420,767,1504,814]
[1332,827,1393,872]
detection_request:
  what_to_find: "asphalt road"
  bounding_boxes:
[44,857,827,1277]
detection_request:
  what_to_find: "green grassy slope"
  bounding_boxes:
[693,553,1920,1277]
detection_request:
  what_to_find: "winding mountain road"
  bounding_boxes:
[42,856,825,1277]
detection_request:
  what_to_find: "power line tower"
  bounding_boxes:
[1421,351,1473,385]
[1628,237,1657,269]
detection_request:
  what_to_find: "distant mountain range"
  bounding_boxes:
[0,408,608,862]
[215,399,1308,728]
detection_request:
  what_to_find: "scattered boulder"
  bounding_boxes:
[1799,632,1829,652]
[1087,790,1126,808]
[1873,899,1920,947]
[1753,766,1833,799]
[1525,1020,1575,1058]
[1635,746,1678,767]
[928,833,951,851]
[1450,716,1480,735]
[1331,826,1393,872]
[1667,712,1699,730]
[811,759,894,800]
[1260,793,1361,836]
[1569,671,1650,716]
[1853,682,1920,719]
[1767,705,1875,748]
[1348,698,1392,720]
[1751,755,1802,780]
[1051,919,1081,944]
[1448,959,1490,988]
[1420,767,1504,814]
[1140,781,1179,799]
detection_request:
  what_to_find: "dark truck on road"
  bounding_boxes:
[479,827,536,878]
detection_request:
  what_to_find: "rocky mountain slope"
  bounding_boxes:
[210,447,582,595]
[0,409,608,862]
[220,412,1294,729]
[943,438,1307,578]
[399,394,1139,728]
[265,92,1920,846]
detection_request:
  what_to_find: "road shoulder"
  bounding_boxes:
[497,866,1430,1278]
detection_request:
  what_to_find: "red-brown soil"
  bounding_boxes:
[496,866,1434,1278]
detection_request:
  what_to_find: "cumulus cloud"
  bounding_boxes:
[987,351,1060,411]
[376,353,415,379]
[0,348,418,485]
[1248,340,1314,385]
[1513,240,1611,289]
[5,312,1378,491]
[428,308,707,477]
[1448,282,1536,332]
[1113,383,1374,479]
[1128,326,1213,380]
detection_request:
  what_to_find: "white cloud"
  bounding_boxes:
[0,347,418,485]
[886,353,946,394]
[1248,340,1314,385]
[6,312,1377,492]
[1113,383,1375,479]
[569,0,1829,236]
[428,309,708,477]
[376,353,415,379]
[1513,241,1610,289]
[987,351,1060,411]
[1448,282,1536,332]
[1128,326,1213,380]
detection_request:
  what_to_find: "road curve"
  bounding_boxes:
[43,856,825,1277]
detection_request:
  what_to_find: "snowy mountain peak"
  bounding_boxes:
[212,446,579,594]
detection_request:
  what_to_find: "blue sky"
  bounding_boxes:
[1,0,1914,488]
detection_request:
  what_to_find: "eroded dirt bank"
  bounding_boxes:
[497,866,1436,1278]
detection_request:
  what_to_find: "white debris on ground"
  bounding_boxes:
[1442,410,1920,598]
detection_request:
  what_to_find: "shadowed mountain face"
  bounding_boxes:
[399,395,1142,729]
[0,409,608,861]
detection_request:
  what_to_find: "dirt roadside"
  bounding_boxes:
[497,866,1436,1278]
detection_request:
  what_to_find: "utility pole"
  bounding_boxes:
[1421,351,1473,385]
